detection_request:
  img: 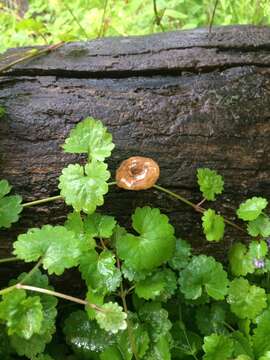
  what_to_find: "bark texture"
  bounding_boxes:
[1,25,270,286]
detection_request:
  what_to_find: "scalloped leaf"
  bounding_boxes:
[13,225,82,275]
[237,197,268,221]
[138,302,172,343]
[62,117,115,160]
[168,238,191,270]
[59,162,110,214]
[202,209,225,242]
[179,255,229,300]
[79,249,122,294]
[135,268,177,301]
[95,302,127,334]
[196,303,228,336]
[0,179,22,229]
[197,168,224,201]
[229,243,254,276]
[202,334,234,360]
[253,309,270,358]
[9,271,57,358]
[84,213,116,238]
[227,278,267,320]
[0,289,43,340]
[64,310,116,357]
[116,207,175,272]
[248,215,270,237]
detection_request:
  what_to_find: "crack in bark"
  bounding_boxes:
[1,63,270,79]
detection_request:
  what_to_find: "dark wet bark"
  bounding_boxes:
[1,25,270,287]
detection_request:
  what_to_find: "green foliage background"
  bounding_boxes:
[0,0,270,53]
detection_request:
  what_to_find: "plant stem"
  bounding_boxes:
[108,181,117,186]
[63,1,89,39]
[22,182,116,208]
[0,258,42,295]
[20,258,43,285]
[16,284,102,311]
[222,321,236,332]
[153,184,245,233]
[0,42,64,75]
[0,257,21,264]
[208,0,219,35]
[22,195,63,208]
[116,257,139,360]
[0,284,17,296]
[98,0,109,38]
[154,184,202,211]
[153,0,165,31]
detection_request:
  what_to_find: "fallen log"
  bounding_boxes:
[1,25,270,287]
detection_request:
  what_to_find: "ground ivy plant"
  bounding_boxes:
[1,117,270,360]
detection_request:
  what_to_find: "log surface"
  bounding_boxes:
[1,25,270,283]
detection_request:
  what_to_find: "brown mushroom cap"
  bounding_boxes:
[116,156,160,190]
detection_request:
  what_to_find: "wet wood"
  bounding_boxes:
[1,25,270,286]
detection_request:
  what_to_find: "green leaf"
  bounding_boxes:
[231,331,254,359]
[86,288,104,320]
[0,289,43,339]
[84,213,116,238]
[129,321,150,358]
[9,271,57,358]
[100,346,122,360]
[168,238,192,270]
[0,325,12,360]
[179,255,229,300]
[248,215,270,237]
[229,243,254,276]
[197,168,224,201]
[248,240,268,259]
[171,321,202,358]
[95,302,127,334]
[13,225,82,275]
[64,310,116,357]
[196,303,228,336]
[65,211,96,250]
[202,334,234,360]
[116,207,175,271]
[58,162,110,214]
[100,315,150,360]
[143,336,171,360]
[259,351,270,360]
[135,268,177,301]
[0,179,22,229]
[138,302,172,342]
[253,309,270,358]
[237,197,268,221]
[202,209,225,242]
[62,117,115,160]
[13,269,58,334]
[79,249,122,294]
[121,263,151,282]
[11,330,53,359]
[35,355,55,360]
[0,106,5,118]
[116,317,150,360]
[16,19,46,32]
[227,278,267,320]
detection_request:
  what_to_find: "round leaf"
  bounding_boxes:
[116,207,175,271]
[179,255,229,300]
[59,162,110,214]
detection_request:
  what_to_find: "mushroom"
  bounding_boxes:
[116,156,160,190]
